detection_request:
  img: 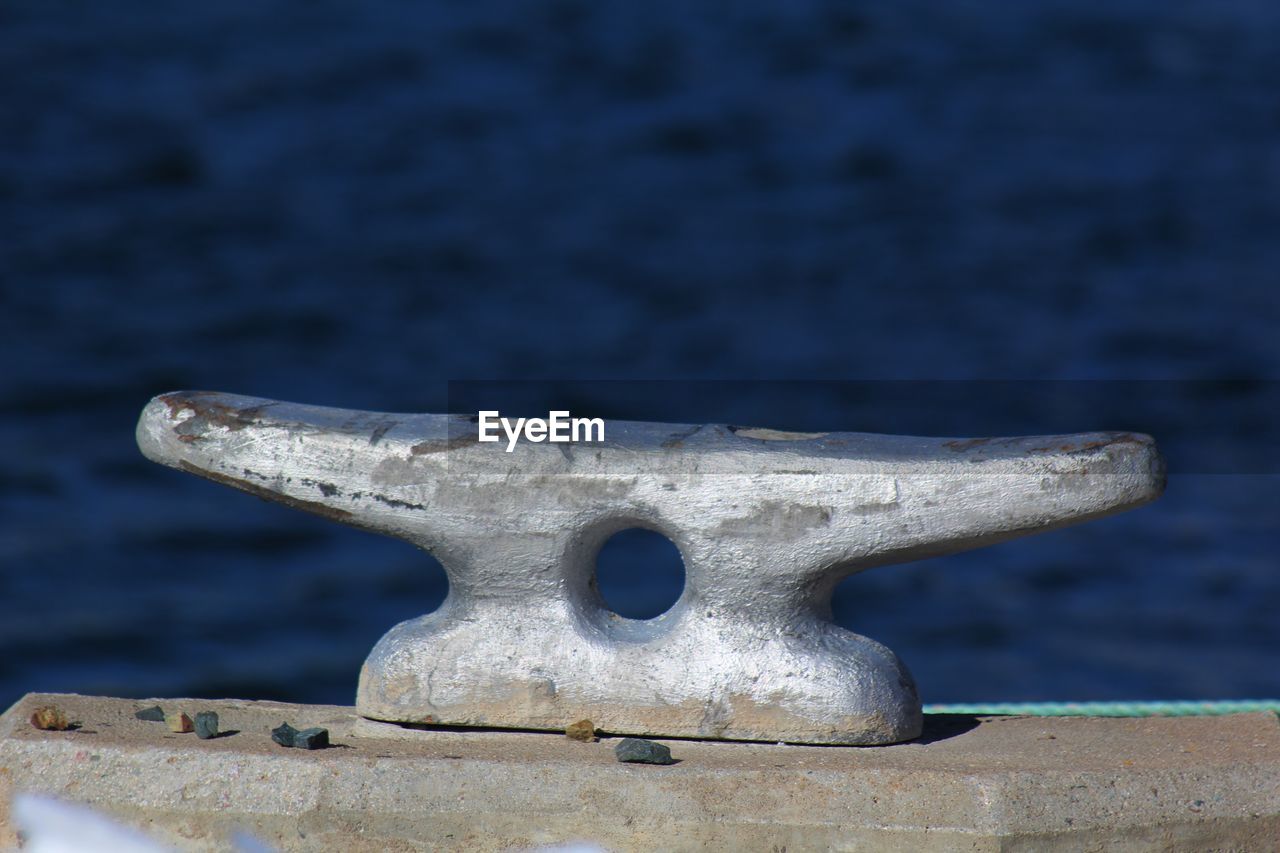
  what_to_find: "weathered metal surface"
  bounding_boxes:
[136,391,1165,745]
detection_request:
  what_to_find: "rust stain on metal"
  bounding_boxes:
[1031,433,1151,455]
[177,461,356,523]
[944,437,993,452]
[951,433,1150,455]
[729,425,828,441]
[158,392,195,418]
[162,392,279,443]
[1076,432,1148,450]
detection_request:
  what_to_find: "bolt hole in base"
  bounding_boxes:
[594,527,686,620]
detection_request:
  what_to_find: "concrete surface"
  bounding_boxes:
[1,693,1277,851]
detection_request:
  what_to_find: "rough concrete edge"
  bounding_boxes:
[4,694,1280,852]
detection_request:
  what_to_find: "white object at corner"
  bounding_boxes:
[11,794,273,853]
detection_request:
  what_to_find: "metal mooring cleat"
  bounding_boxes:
[137,391,1166,745]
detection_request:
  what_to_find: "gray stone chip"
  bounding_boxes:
[194,711,219,740]
[614,737,674,765]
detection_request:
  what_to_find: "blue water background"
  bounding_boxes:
[1,1,1278,710]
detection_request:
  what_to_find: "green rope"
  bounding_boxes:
[923,700,1280,717]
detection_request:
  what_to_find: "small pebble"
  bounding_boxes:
[194,711,219,740]
[29,706,70,731]
[165,712,194,733]
[614,737,674,765]
[565,719,596,742]
[271,722,299,747]
[134,705,166,722]
[293,727,330,750]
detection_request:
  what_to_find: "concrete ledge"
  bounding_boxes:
[2,693,1277,851]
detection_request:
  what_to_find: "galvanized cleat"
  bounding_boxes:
[137,391,1165,745]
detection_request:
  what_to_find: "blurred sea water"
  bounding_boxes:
[1,0,1278,710]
